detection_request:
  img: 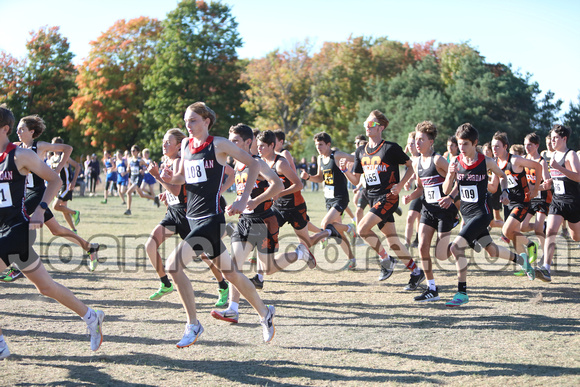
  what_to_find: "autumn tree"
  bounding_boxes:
[66,17,162,152]
[24,26,77,141]
[142,0,247,147]
[0,52,28,130]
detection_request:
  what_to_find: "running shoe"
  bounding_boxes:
[520,253,535,280]
[513,269,526,276]
[345,223,356,242]
[325,224,342,241]
[535,266,552,282]
[320,237,328,249]
[72,210,81,227]
[248,255,257,264]
[395,207,403,216]
[88,243,100,272]
[297,244,316,269]
[560,228,569,238]
[378,256,396,281]
[1,267,24,282]
[176,321,204,348]
[445,292,469,307]
[261,305,275,343]
[149,283,175,300]
[347,258,356,271]
[250,274,264,290]
[101,199,107,204]
[87,310,105,351]
[210,308,239,323]
[404,269,426,291]
[415,287,440,302]
[124,209,131,216]
[215,286,229,307]
[527,242,539,264]
[0,343,10,360]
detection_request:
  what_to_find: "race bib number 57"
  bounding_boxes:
[184,159,208,184]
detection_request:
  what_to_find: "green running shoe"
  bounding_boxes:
[1,267,24,282]
[527,242,538,264]
[520,253,535,281]
[513,269,526,276]
[149,283,174,300]
[72,210,81,226]
[215,285,229,307]
[445,292,469,307]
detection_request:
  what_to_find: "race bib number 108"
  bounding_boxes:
[184,159,208,184]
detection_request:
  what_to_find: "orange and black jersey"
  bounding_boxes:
[164,161,187,209]
[268,154,305,210]
[525,156,552,204]
[320,150,349,201]
[549,150,580,205]
[353,140,409,199]
[456,152,490,217]
[235,155,272,216]
[0,143,28,225]
[182,136,225,219]
[498,154,530,204]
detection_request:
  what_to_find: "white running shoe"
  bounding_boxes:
[176,322,204,348]
[261,305,275,343]
[0,343,10,360]
[297,244,317,269]
[87,310,105,351]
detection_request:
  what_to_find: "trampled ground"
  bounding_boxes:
[1,190,579,386]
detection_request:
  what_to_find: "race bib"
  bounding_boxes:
[460,185,478,203]
[0,182,13,208]
[364,167,381,186]
[424,186,441,204]
[26,173,34,188]
[506,174,518,188]
[324,185,335,199]
[130,166,140,175]
[118,166,126,174]
[165,191,180,206]
[184,159,208,184]
[553,179,565,195]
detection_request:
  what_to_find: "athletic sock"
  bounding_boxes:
[378,248,388,260]
[82,308,96,325]
[405,260,418,272]
[229,301,239,312]
[458,281,467,294]
[411,267,421,275]
[218,279,228,290]
[544,263,551,271]
[427,279,436,291]
[160,275,171,288]
[296,246,304,261]
[257,273,264,282]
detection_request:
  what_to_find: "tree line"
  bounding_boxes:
[1,0,578,159]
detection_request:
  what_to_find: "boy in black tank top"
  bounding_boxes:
[210,125,316,324]
[441,123,535,307]
[0,106,105,358]
[302,132,357,269]
[539,124,580,282]
[158,102,276,347]
[402,121,458,302]
[490,131,542,265]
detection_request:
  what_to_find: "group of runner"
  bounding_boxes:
[1,102,577,360]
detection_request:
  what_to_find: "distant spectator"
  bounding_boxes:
[308,155,319,191]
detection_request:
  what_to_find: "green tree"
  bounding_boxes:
[562,93,580,149]
[66,17,162,152]
[24,26,77,141]
[0,52,28,130]
[142,0,247,148]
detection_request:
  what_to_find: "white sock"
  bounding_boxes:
[544,263,551,271]
[296,246,304,261]
[412,267,422,275]
[229,301,239,312]
[82,308,96,325]
[257,273,264,282]
[427,279,436,291]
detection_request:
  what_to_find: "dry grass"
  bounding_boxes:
[1,189,579,386]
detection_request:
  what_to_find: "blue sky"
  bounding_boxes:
[0,0,578,111]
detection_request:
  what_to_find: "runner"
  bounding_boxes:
[115,151,129,205]
[404,131,422,249]
[141,148,159,207]
[402,121,458,300]
[0,106,104,358]
[301,132,356,269]
[101,150,117,204]
[538,125,580,282]
[210,124,315,323]
[158,102,275,346]
[441,123,535,307]
[342,110,422,285]
[124,144,159,215]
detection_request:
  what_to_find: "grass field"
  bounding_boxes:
[1,187,579,386]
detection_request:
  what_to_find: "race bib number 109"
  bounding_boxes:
[460,186,478,203]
